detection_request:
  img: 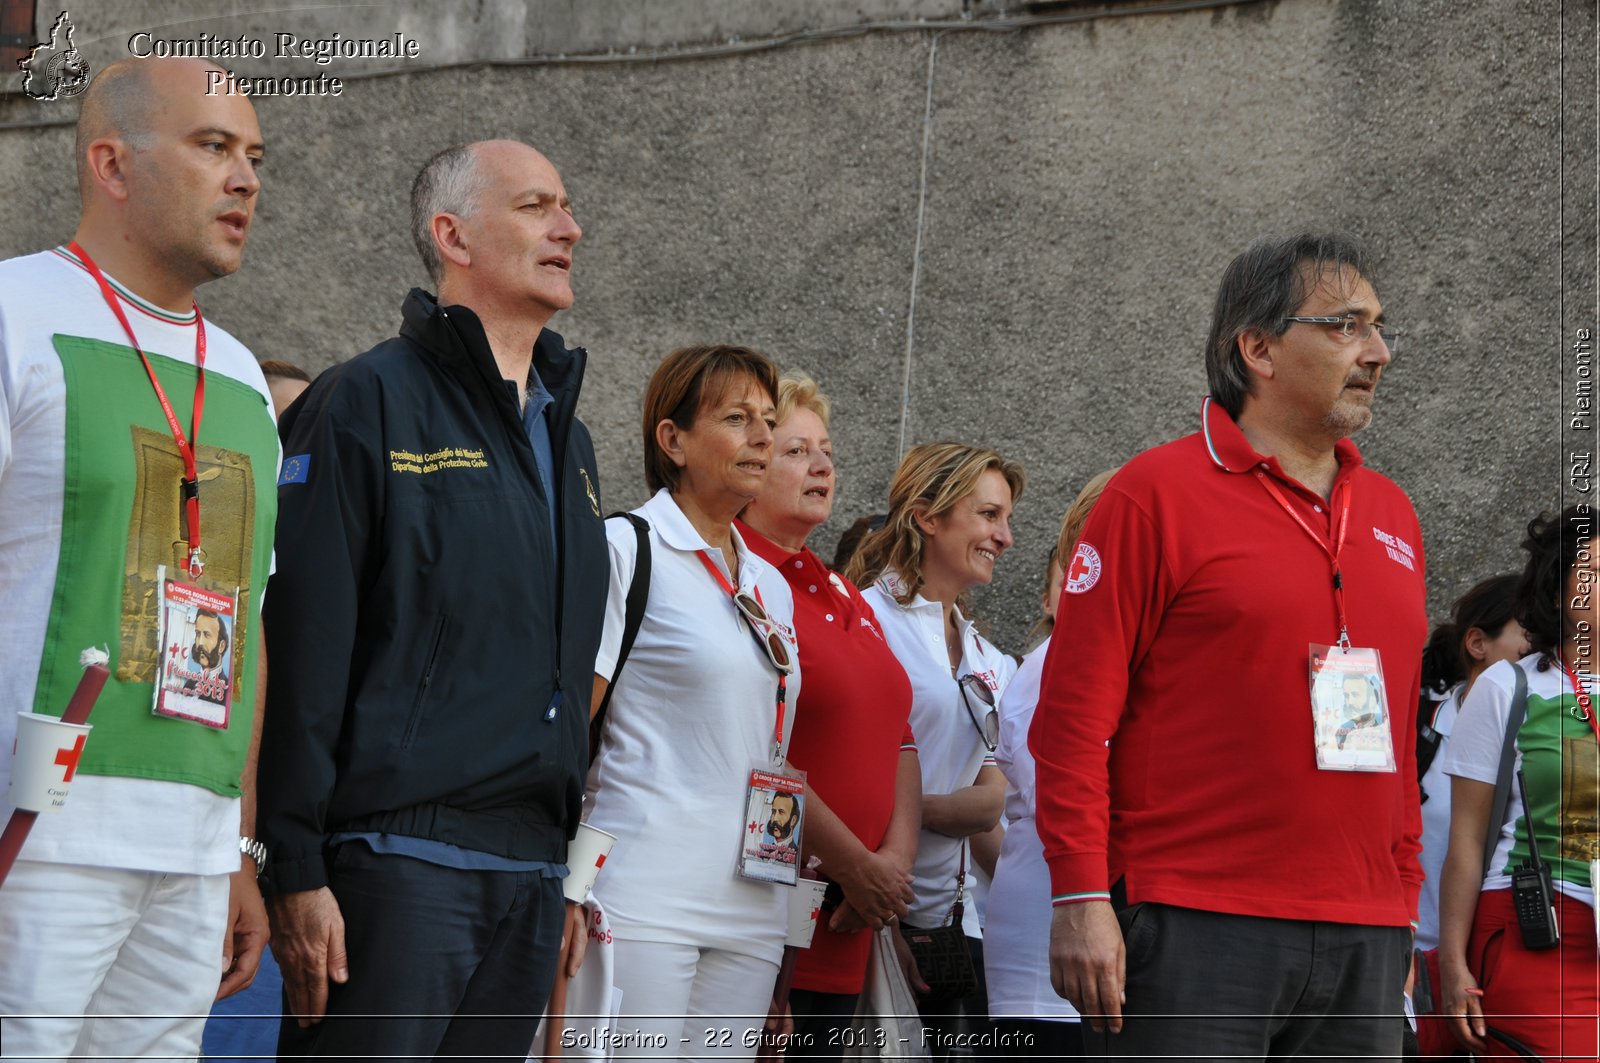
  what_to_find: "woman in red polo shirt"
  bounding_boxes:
[737,373,921,1052]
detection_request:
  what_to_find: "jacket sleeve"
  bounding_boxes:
[257,368,383,894]
[1028,481,1174,905]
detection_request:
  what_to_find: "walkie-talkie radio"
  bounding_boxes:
[1509,768,1560,950]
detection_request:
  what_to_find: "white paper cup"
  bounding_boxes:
[9,712,93,813]
[786,877,830,948]
[563,823,617,903]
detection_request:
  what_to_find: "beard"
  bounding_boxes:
[193,641,220,670]
[1322,383,1376,438]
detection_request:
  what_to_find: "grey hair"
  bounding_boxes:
[409,143,487,287]
[1204,232,1374,418]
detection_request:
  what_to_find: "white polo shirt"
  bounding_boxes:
[986,638,1080,1020]
[863,573,1015,935]
[586,488,802,963]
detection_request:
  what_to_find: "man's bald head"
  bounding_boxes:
[69,56,263,309]
[75,57,230,205]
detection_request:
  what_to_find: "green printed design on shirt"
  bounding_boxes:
[32,335,278,796]
[1506,690,1599,888]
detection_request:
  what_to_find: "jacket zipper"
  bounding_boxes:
[402,614,449,749]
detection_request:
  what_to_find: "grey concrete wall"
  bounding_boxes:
[2,0,1594,651]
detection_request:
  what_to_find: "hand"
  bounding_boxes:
[216,865,269,1000]
[833,850,914,930]
[267,887,349,1027]
[1049,901,1125,1034]
[828,901,869,934]
[763,995,794,1045]
[1439,958,1488,1053]
[559,900,589,979]
[889,925,929,995]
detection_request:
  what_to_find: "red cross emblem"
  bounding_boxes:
[54,733,87,782]
[1065,542,1103,594]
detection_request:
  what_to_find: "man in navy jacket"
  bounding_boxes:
[258,140,608,1060]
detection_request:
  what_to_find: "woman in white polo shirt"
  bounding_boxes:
[585,345,802,1059]
[845,441,1023,1057]
[984,468,1117,1059]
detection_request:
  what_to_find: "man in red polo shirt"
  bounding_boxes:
[1031,233,1425,1057]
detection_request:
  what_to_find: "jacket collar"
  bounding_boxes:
[399,288,586,403]
[1199,395,1364,482]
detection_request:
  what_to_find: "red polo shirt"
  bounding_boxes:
[739,521,917,993]
[1030,399,1427,926]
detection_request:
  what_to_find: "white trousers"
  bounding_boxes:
[610,937,779,1062]
[0,859,229,1063]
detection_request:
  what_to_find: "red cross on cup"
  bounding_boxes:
[54,734,87,782]
[10,711,94,813]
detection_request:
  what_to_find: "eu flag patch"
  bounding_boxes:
[278,454,310,486]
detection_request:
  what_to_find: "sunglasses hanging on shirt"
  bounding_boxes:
[959,673,998,752]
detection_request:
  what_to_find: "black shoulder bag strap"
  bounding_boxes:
[1416,691,1447,789]
[588,512,650,767]
[1483,663,1530,879]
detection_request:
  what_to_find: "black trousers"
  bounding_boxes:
[276,844,565,1062]
[1089,901,1410,1062]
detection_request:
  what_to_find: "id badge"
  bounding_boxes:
[1309,644,1395,772]
[151,565,236,729]
[737,766,805,886]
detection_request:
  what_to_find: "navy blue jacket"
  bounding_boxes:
[259,290,607,894]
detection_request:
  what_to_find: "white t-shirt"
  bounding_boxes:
[1443,654,1597,908]
[586,488,802,963]
[1414,687,1459,951]
[0,249,273,876]
[986,638,1079,1020]
[864,574,1015,935]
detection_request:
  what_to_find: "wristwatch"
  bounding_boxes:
[239,835,268,876]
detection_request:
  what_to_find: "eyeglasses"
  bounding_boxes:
[958,673,999,752]
[733,591,795,676]
[1282,315,1401,354]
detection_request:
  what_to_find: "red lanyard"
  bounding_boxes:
[1558,654,1600,742]
[696,549,788,762]
[70,242,209,578]
[1254,471,1353,647]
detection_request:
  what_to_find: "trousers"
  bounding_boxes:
[608,936,780,1061]
[1092,900,1410,1061]
[274,844,565,1062]
[0,859,229,1063]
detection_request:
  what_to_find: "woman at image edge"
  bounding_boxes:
[736,373,921,1049]
[1437,506,1598,1059]
[845,441,1023,1053]
[585,345,801,1058]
